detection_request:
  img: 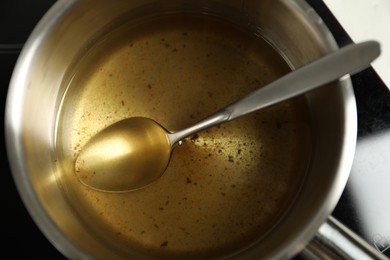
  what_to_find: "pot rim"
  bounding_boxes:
[5,0,357,259]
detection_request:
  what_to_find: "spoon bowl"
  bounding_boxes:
[76,117,171,191]
[75,41,380,192]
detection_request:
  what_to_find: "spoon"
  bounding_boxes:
[75,41,380,192]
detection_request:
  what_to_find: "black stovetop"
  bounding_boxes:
[1,0,389,258]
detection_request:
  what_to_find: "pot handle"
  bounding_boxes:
[299,216,388,259]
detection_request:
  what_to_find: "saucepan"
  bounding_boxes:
[5,0,385,259]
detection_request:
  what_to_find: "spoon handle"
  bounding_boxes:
[168,41,380,145]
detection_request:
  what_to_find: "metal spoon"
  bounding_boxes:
[75,41,380,192]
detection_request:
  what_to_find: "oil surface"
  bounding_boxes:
[56,13,311,259]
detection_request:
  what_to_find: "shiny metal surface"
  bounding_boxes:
[302,216,388,259]
[5,0,358,259]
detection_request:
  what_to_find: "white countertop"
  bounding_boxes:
[323,0,390,89]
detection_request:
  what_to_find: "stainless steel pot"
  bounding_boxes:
[4,0,384,259]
